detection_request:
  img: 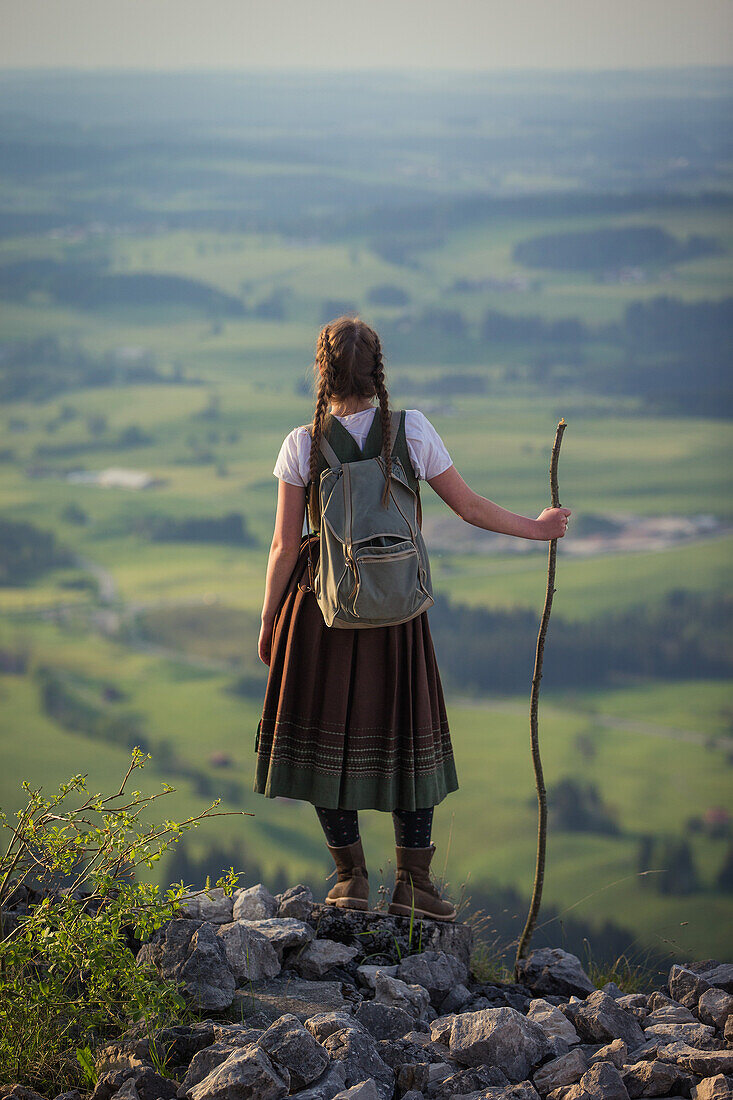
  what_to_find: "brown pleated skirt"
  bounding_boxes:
[253,535,459,811]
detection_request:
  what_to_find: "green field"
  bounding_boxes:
[1,183,731,970]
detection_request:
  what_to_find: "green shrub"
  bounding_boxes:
[0,749,246,1094]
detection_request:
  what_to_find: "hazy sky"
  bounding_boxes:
[1,0,732,71]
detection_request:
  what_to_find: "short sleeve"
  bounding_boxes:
[273,427,308,487]
[404,410,453,481]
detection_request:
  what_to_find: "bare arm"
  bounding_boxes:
[258,480,306,664]
[426,465,571,540]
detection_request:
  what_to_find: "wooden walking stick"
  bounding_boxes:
[514,417,567,981]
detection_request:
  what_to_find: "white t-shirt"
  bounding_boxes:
[272,406,453,487]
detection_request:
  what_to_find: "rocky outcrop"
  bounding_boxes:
[3,882,732,1100]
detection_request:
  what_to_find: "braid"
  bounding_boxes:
[373,334,391,508]
[309,327,333,501]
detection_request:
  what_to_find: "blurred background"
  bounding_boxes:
[0,0,731,982]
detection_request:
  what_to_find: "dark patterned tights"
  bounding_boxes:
[315,806,434,848]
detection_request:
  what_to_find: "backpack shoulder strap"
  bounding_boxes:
[304,414,348,532]
[389,409,423,529]
[319,432,340,468]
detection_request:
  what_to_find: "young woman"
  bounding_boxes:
[255,315,571,921]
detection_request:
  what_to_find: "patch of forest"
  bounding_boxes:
[381,295,733,417]
[0,257,246,315]
[0,334,198,401]
[0,517,73,585]
[429,588,733,693]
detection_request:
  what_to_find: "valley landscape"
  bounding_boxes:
[0,66,731,981]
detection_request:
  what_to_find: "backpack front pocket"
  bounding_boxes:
[351,540,424,622]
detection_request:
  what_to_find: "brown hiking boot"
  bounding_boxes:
[388,843,457,922]
[325,838,370,911]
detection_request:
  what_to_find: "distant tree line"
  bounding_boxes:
[0,517,72,585]
[0,335,193,402]
[134,512,257,547]
[0,258,246,316]
[430,588,733,694]
[376,294,732,417]
[398,371,487,397]
[512,226,723,272]
[33,424,153,458]
[309,188,733,252]
[0,181,730,243]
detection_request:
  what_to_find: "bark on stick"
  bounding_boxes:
[514,417,567,978]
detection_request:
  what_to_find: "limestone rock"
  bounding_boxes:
[306,1011,364,1043]
[233,884,278,922]
[643,1021,717,1047]
[691,1075,733,1100]
[257,1013,330,1089]
[430,1014,457,1045]
[234,977,349,1023]
[216,921,281,982]
[622,1056,697,1099]
[577,1061,629,1100]
[690,962,733,996]
[291,1065,349,1100]
[573,990,646,1051]
[697,988,733,1030]
[656,1040,733,1078]
[356,964,398,989]
[668,966,712,1010]
[0,1088,53,1100]
[394,1062,430,1094]
[136,919,235,1012]
[177,888,234,925]
[533,1048,588,1096]
[644,1002,697,1026]
[322,1027,395,1100]
[355,1000,418,1041]
[187,1044,289,1100]
[293,939,360,979]
[91,1067,178,1100]
[515,948,596,1000]
[308,904,473,969]
[397,950,468,1007]
[242,917,315,958]
[332,1082,382,1100]
[375,1035,456,1070]
[277,884,314,921]
[374,971,430,1019]
[94,1042,150,1076]
[431,1064,509,1098]
[448,1007,551,1082]
[178,1040,254,1095]
[527,999,581,1046]
[586,1039,627,1069]
[616,994,649,1019]
[465,1084,541,1100]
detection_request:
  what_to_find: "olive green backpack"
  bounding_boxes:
[303,408,433,629]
